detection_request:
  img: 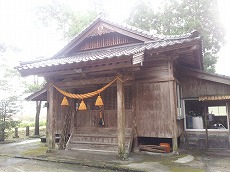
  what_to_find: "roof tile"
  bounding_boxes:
[17,36,200,71]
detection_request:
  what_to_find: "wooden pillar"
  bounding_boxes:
[204,104,209,149]
[47,84,56,152]
[117,77,126,159]
[169,80,178,154]
[168,57,178,154]
[26,126,29,136]
[14,128,19,138]
[227,102,230,148]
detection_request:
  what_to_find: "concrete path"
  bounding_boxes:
[0,156,114,172]
[1,139,230,172]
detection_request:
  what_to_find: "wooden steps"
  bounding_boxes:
[66,127,133,153]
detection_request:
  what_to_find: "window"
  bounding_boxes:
[102,85,132,110]
[208,106,228,129]
[185,100,228,130]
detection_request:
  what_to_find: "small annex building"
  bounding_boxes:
[17,17,230,156]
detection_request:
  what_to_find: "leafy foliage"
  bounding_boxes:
[24,82,44,93]
[0,100,20,141]
[126,0,225,73]
[23,75,45,136]
[35,1,98,40]
[127,0,156,32]
[0,44,24,141]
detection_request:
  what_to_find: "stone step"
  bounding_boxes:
[68,143,129,153]
[70,135,130,143]
[72,133,130,137]
[70,140,129,145]
[66,127,133,153]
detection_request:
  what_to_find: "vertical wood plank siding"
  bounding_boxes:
[76,110,133,128]
[78,33,139,51]
[181,77,230,98]
[54,60,176,138]
[53,90,75,134]
[177,120,184,136]
[135,61,169,80]
[55,90,63,134]
[135,82,173,138]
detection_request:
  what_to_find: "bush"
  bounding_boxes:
[18,120,46,128]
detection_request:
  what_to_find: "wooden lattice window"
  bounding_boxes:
[125,85,132,109]
[102,85,132,110]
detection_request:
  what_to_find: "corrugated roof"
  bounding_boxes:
[17,36,200,71]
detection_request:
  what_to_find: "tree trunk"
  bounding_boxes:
[0,129,4,141]
[58,106,72,149]
[34,101,41,136]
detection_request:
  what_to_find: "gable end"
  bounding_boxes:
[67,32,142,54]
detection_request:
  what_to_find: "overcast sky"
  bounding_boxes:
[0,0,229,75]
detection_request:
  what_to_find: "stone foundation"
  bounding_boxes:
[181,131,229,149]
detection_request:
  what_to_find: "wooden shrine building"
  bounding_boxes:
[17,17,230,155]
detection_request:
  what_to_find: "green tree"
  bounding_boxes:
[0,43,24,140]
[127,0,156,31]
[126,0,225,73]
[24,76,45,136]
[0,100,20,141]
[36,1,98,40]
[0,66,22,141]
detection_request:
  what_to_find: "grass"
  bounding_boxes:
[18,121,46,128]
[22,145,47,157]
[6,126,46,142]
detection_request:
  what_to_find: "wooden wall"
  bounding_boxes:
[134,81,173,138]
[135,60,169,80]
[55,89,65,134]
[53,89,75,134]
[180,77,230,98]
[177,120,184,136]
[76,110,133,128]
[53,59,179,139]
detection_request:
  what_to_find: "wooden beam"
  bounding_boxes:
[204,104,209,149]
[227,102,230,148]
[134,77,175,84]
[117,76,126,159]
[53,75,133,88]
[47,84,56,152]
[169,80,178,154]
[20,55,133,77]
[168,57,173,77]
[43,60,134,78]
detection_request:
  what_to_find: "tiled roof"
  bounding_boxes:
[98,17,160,40]
[17,35,201,71]
[99,18,200,41]
[52,17,160,58]
[52,17,200,58]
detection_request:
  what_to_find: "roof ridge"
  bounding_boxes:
[52,16,201,58]
[160,30,201,40]
[52,16,161,58]
[99,17,160,40]
[99,17,201,40]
